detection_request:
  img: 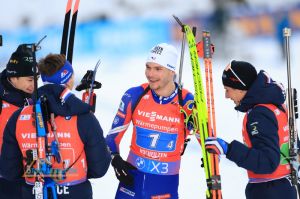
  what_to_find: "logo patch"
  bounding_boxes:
[119,101,125,112]
[136,157,145,169]
[143,94,150,100]
[151,46,163,55]
[20,114,31,120]
[113,116,120,125]
[2,103,10,109]
[250,122,259,136]
[61,70,69,78]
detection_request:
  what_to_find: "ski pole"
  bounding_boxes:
[283,27,299,187]
[202,31,222,199]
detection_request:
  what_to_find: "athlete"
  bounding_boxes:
[205,60,297,199]
[0,53,111,199]
[0,44,37,199]
[106,43,194,199]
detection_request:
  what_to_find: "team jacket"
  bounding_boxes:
[0,84,111,184]
[106,83,194,175]
[16,105,88,186]
[242,104,290,182]
[0,100,18,152]
[0,69,33,178]
[226,70,291,182]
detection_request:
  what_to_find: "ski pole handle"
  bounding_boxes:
[82,91,96,113]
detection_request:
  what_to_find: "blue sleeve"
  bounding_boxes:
[0,109,24,180]
[226,106,280,174]
[105,86,145,154]
[77,113,111,178]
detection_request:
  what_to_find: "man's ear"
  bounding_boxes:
[9,77,18,85]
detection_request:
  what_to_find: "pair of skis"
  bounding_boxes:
[174,16,222,199]
[31,1,81,198]
[60,0,101,112]
[60,0,80,64]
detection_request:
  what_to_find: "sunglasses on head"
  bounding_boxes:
[225,62,246,87]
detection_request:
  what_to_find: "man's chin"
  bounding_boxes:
[149,83,157,89]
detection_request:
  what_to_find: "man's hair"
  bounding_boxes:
[38,54,66,76]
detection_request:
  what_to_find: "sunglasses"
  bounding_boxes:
[225,62,246,87]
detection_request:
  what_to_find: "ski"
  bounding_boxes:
[283,28,299,188]
[60,0,80,63]
[60,0,73,56]
[200,31,222,199]
[185,24,213,199]
[67,0,80,63]
[173,15,222,199]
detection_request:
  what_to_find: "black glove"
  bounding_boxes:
[75,70,102,91]
[111,154,137,186]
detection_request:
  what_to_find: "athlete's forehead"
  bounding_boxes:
[146,62,164,69]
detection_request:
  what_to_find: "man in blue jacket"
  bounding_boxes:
[0,44,37,199]
[205,60,297,199]
[0,53,111,199]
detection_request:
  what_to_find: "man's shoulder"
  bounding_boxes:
[125,84,149,98]
[181,88,194,100]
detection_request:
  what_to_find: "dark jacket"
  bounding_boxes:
[226,70,286,174]
[0,84,111,198]
[0,69,29,199]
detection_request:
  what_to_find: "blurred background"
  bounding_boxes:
[1,0,300,61]
[1,0,300,198]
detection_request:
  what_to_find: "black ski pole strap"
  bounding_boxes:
[178,87,190,156]
[131,85,150,114]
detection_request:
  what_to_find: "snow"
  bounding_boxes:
[1,0,300,198]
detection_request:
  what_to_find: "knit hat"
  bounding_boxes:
[146,43,178,72]
[222,60,257,90]
[41,60,74,85]
[6,44,37,77]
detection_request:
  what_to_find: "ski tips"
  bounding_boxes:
[66,0,73,13]
[73,0,80,14]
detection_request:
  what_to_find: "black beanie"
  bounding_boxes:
[6,44,37,77]
[222,60,257,90]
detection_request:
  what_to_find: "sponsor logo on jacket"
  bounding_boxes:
[137,110,180,123]
[21,132,71,139]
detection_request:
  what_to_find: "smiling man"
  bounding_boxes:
[106,43,194,199]
[205,60,297,199]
